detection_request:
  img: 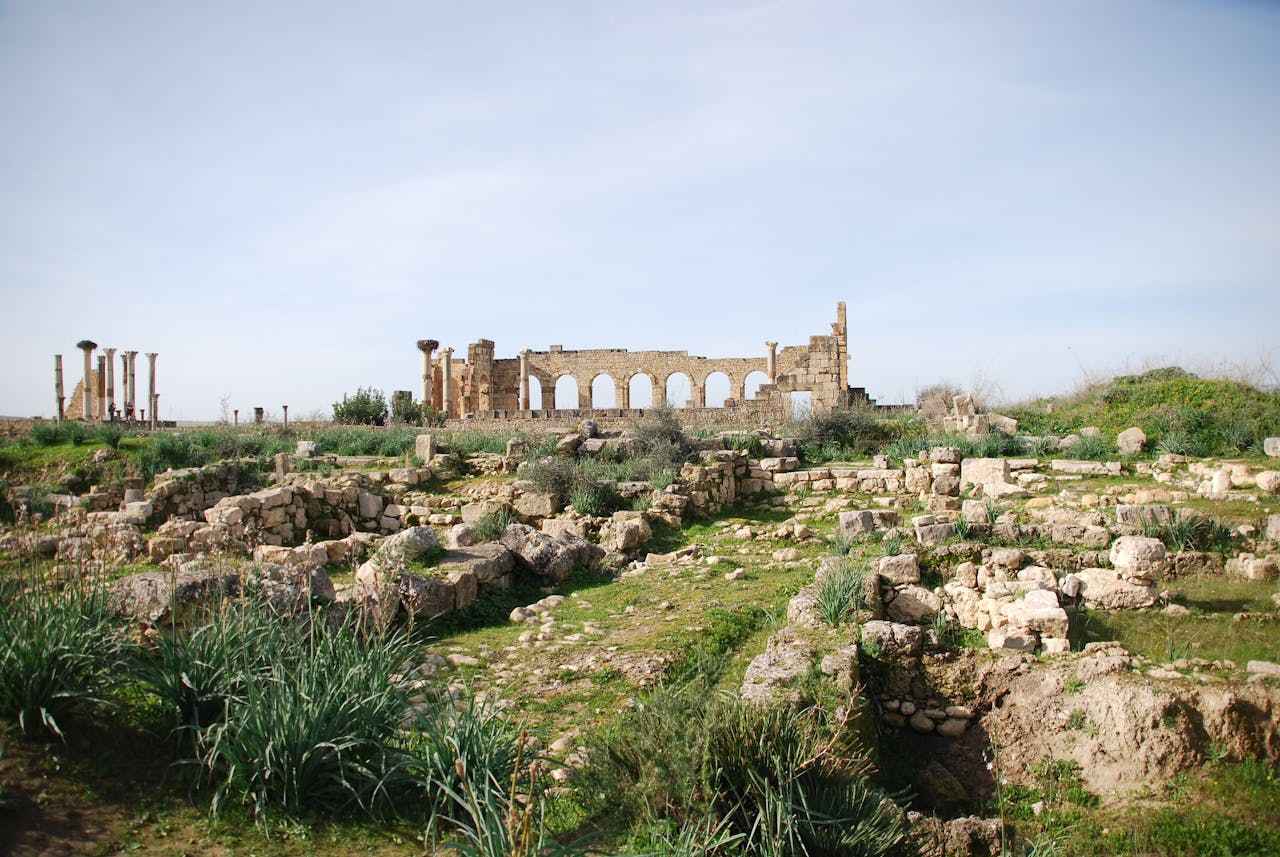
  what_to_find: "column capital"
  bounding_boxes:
[442,347,454,357]
[146,352,158,359]
[416,338,439,353]
[766,341,778,349]
[77,339,98,352]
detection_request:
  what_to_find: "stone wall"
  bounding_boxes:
[422,302,869,420]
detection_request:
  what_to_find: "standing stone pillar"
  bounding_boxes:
[282,405,289,428]
[233,409,239,426]
[441,348,454,417]
[254,407,264,423]
[96,356,107,422]
[76,340,97,420]
[653,375,667,409]
[151,394,160,428]
[104,347,117,420]
[518,350,530,411]
[146,353,158,429]
[618,377,630,410]
[126,351,139,419]
[416,339,438,410]
[766,341,778,382]
[54,355,65,422]
[693,381,706,408]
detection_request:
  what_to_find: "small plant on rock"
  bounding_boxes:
[471,508,514,542]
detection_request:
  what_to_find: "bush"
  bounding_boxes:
[796,408,897,463]
[0,575,127,738]
[332,387,389,426]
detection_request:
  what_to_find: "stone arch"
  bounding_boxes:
[554,375,579,410]
[704,371,733,408]
[665,371,692,408]
[628,372,655,408]
[527,375,544,411]
[743,370,770,400]
[591,372,618,408]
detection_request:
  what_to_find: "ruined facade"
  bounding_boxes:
[416,303,874,421]
[59,341,161,427]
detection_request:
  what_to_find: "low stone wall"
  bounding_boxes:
[145,460,263,523]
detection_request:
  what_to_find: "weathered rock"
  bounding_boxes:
[513,490,559,519]
[877,553,921,585]
[837,509,899,538]
[1069,568,1158,609]
[1255,472,1280,495]
[1109,536,1168,581]
[108,564,239,625]
[1264,437,1280,458]
[740,627,817,705]
[1116,427,1147,455]
[500,523,604,580]
[598,512,652,554]
[375,525,440,564]
[861,620,923,658]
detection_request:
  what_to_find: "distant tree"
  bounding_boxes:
[332,387,388,425]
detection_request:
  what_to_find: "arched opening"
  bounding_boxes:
[704,372,732,408]
[527,376,543,411]
[591,373,617,408]
[628,373,654,408]
[789,390,813,420]
[665,372,692,408]
[554,376,579,410]
[743,370,770,400]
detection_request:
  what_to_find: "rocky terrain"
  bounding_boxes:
[1,387,1278,856]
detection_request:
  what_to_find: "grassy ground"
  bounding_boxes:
[1070,576,1280,665]
[1001,756,1280,856]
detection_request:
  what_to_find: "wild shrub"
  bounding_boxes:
[29,422,68,446]
[569,481,621,517]
[815,559,866,626]
[471,508,514,542]
[0,575,127,738]
[524,457,580,500]
[332,387,389,426]
[92,423,126,449]
[632,408,695,466]
[796,407,896,461]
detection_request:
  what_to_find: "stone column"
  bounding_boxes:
[96,355,107,421]
[441,348,454,417]
[76,340,97,420]
[416,339,438,410]
[233,409,239,426]
[766,341,778,382]
[654,375,667,408]
[146,353,158,429]
[254,407,264,423]
[104,348,117,420]
[282,405,289,428]
[126,351,139,419]
[54,355,65,422]
[518,350,530,410]
[618,377,630,410]
[151,394,159,428]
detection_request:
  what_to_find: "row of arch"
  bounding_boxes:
[527,370,772,410]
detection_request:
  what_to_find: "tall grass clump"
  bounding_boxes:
[1061,433,1112,461]
[132,598,284,733]
[196,621,417,818]
[576,688,907,856]
[0,575,127,738]
[1139,512,1234,554]
[815,559,867,627]
[471,508,515,542]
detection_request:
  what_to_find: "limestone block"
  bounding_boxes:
[1109,535,1168,580]
[415,433,435,462]
[860,620,923,658]
[1265,438,1280,458]
[1070,568,1157,609]
[1255,472,1280,494]
[877,553,921,585]
[1267,514,1280,542]
[357,490,384,520]
[885,585,941,623]
[1116,427,1147,455]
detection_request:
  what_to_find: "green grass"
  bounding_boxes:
[1069,576,1280,664]
[1005,367,1280,457]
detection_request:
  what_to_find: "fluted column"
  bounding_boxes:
[146,353,158,429]
[766,341,778,382]
[441,348,454,417]
[76,340,97,420]
[54,355,65,422]
[518,350,529,410]
[104,347,117,419]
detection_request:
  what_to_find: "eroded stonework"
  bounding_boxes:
[418,302,873,420]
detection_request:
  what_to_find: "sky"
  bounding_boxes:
[2,0,1278,420]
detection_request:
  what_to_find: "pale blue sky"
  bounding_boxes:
[2,1,1277,419]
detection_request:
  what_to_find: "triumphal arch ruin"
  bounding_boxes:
[414,302,876,423]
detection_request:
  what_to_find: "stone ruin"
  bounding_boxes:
[409,302,884,423]
[55,340,164,428]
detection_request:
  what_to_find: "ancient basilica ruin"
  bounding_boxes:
[412,302,875,422]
